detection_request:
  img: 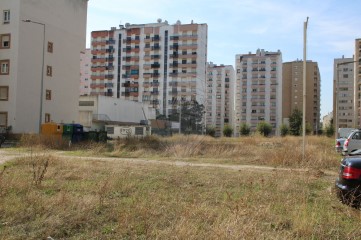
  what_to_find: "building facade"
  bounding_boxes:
[333,57,354,129]
[90,20,208,117]
[205,62,235,137]
[354,39,361,127]
[78,95,156,131]
[80,48,91,96]
[283,60,321,133]
[0,0,88,133]
[234,49,283,135]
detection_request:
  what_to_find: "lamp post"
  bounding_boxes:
[22,19,45,134]
[335,59,361,139]
[302,17,309,160]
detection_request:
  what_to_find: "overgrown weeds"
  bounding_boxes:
[0,136,359,239]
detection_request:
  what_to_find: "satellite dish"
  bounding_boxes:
[157,18,162,23]
[125,23,130,28]
[176,20,181,25]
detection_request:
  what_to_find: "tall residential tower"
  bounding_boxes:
[333,57,354,129]
[234,49,283,135]
[205,62,235,137]
[283,60,321,133]
[90,20,208,117]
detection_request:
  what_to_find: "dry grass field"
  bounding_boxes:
[1,135,361,239]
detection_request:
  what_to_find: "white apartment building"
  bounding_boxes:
[333,56,355,129]
[0,0,88,133]
[206,62,235,137]
[234,49,283,135]
[90,20,208,117]
[80,48,91,96]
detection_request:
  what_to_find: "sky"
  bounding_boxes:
[86,0,361,119]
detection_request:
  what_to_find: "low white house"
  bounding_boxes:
[78,95,156,131]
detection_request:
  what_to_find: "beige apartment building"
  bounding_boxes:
[0,0,88,133]
[235,49,283,135]
[80,48,91,96]
[354,39,361,127]
[283,60,321,133]
[332,57,354,129]
[90,20,208,117]
[205,62,235,137]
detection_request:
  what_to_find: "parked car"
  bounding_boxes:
[335,149,361,206]
[342,130,361,155]
[335,138,346,153]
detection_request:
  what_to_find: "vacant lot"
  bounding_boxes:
[0,135,360,239]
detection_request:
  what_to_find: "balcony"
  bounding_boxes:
[169,53,179,58]
[151,46,160,50]
[178,34,198,41]
[151,81,159,87]
[152,36,160,41]
[170,36,179,41]
[91,49,106,55]
[151,63,161,68]
[151,54,161,59]
[106,39,116,44]
[106,48,115,53]
[105,74,114,79]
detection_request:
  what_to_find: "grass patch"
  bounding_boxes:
[0,145,360,239]
[0,135,352,238]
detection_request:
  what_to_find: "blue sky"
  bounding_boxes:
[86,0,361,118]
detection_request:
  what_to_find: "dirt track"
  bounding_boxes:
[0,149,338,177]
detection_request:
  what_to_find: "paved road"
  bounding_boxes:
[0,149,338,177]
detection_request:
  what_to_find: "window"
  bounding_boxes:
[46,90,52,100]
[3,10,10,24]
[0,34,10,49]
[0,112,7,127]
[0,60,9,75]
[45,113,51,123]
[0,86,9,101]
[47,66,52,76]
[47,42,53,53]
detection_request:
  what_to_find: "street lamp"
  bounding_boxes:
[302,17,309,160]
[22,19,46,134]
[335,59,361,139]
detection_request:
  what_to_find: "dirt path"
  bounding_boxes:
[0,149,338,177]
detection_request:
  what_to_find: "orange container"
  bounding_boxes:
[41,122,63,136]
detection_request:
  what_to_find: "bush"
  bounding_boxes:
[324,123,335,137]
[239,123,251,136]
[280,124,289,137]
[256,121,272,137]
[206,126,216,137]
[223,125,233,137]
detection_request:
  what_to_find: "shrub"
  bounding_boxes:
[239,123,251,136]
[279,124,289,137]
[256,121,272,137]
[325,123,335,137]
[206,126,216,137]
[223,125,233,137]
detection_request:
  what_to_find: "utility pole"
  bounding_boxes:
[179,99,182,134]
[302,17,309,161]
